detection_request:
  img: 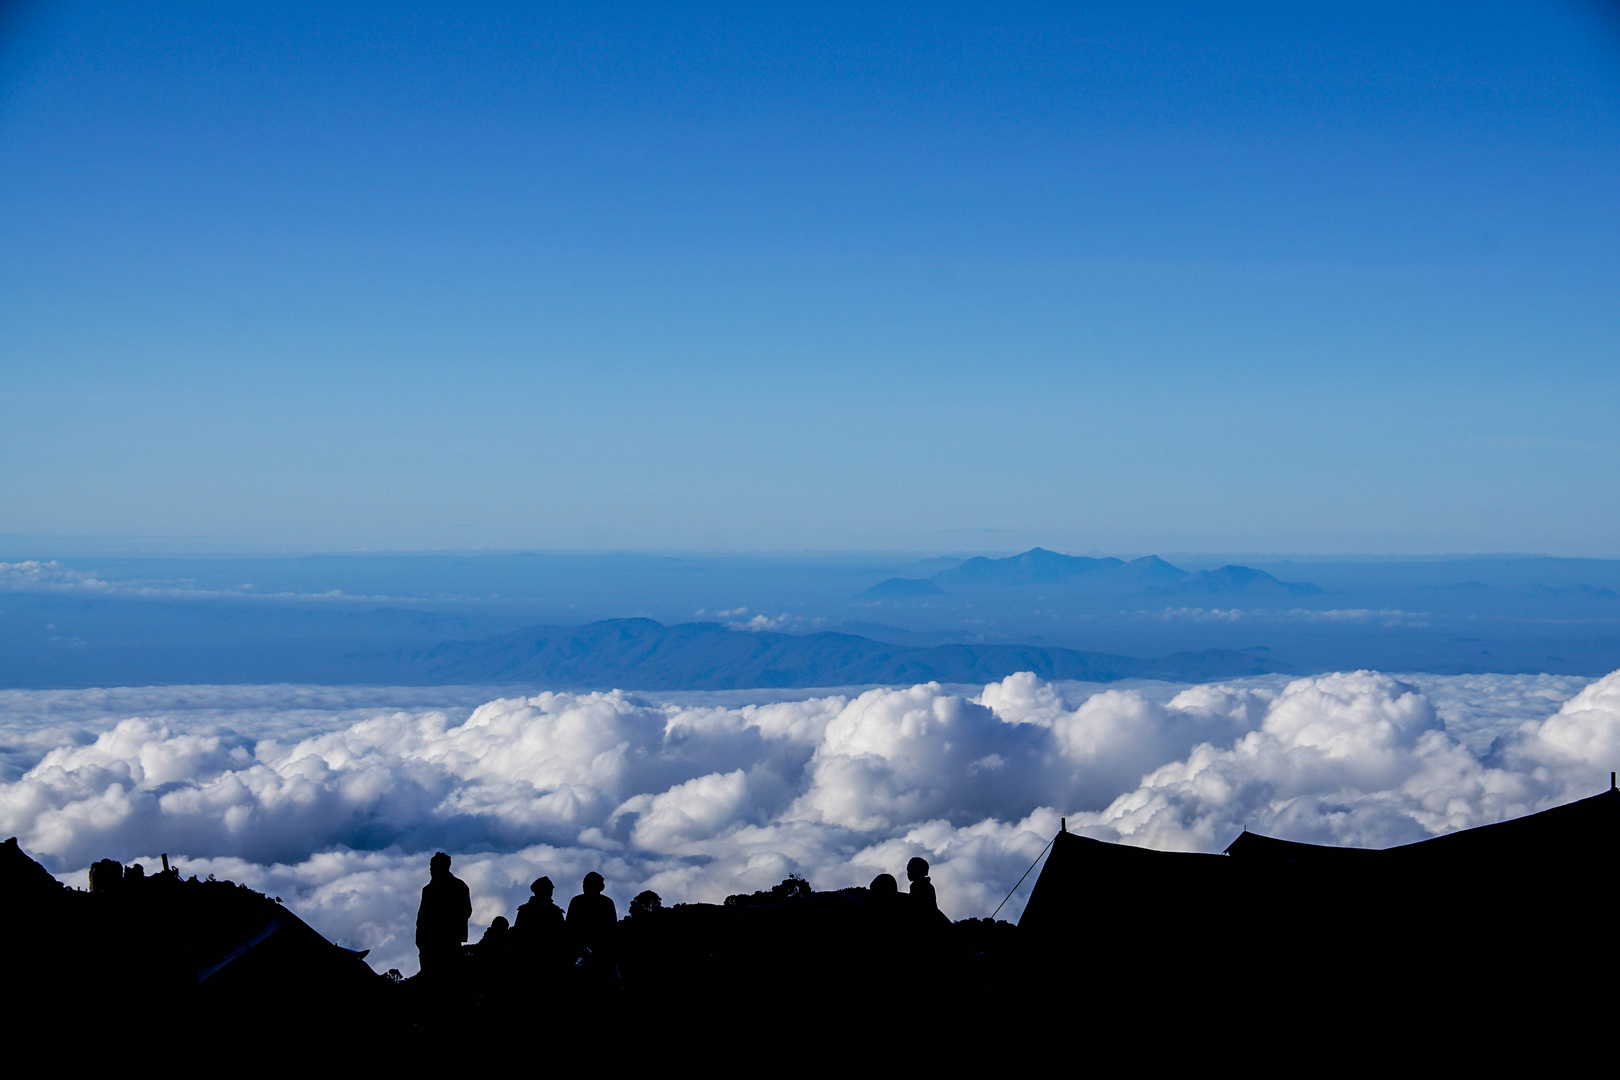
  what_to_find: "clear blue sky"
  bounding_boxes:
[2,2,1617,554]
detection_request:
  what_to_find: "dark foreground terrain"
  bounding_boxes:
[0,838,1021,1062]
[7,789,1615,1064]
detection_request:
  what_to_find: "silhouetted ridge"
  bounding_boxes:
[1,840,384,1045]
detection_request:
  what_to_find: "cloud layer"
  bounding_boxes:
[0,670,1609,975]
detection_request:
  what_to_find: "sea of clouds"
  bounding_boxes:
[2,668,1615,975]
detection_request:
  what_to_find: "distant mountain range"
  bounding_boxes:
[4,550,1615,689]
[402,617,1290,689]
[858,548,1322,599]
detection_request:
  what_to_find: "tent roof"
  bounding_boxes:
[1224,786,1620,864]
[1018,786,1620,940]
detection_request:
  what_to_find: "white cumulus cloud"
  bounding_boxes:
[3,669,1609,975]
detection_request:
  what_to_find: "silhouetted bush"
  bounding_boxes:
[724,873,812,907]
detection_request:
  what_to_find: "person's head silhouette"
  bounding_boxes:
[906,857,929,882]
[430,851,452,876]
[869,873,898,897]
[583,871,605,895]
[531,876,554,899]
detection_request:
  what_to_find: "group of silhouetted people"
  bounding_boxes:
[414,854,623,988]
[874,854,946,926]
[414,851,948,984]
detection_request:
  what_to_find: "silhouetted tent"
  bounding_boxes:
[1017,831,1240,946]
[1223,785,1620,866]
[1015,786,1620,1025]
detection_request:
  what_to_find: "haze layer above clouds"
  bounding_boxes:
[6,550,1620,686]
[2,668,1613,975]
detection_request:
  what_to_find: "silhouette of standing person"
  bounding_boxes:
[416,851,472,979]
[514,875,567,974]
[566,871,618,987]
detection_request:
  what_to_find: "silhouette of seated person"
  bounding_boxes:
[906,857,949,927]
[475,915,517,992]
[858,872,907,961]
[869,872,900,906]
[566,872,618,984]
[416,851,472,979]
[514,875,567,972]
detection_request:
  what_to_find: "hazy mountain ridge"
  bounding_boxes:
[859,548,1318,598]
[1153,564,1323,597]
[4,551,1619,687]
[408,617,1289,689]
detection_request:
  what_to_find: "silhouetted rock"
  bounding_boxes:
[1,836,64,904]
[0,838,386,1047]
[88,857,122,894]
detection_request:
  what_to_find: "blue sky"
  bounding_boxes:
[2,2,1618,554]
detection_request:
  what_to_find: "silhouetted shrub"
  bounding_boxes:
[724,873,812,907]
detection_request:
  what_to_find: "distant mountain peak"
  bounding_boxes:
[930,548,1125,587]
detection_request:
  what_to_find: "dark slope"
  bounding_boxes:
[856,577,945,599]
[2,839,388,1043]
[407,618,1288,689]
